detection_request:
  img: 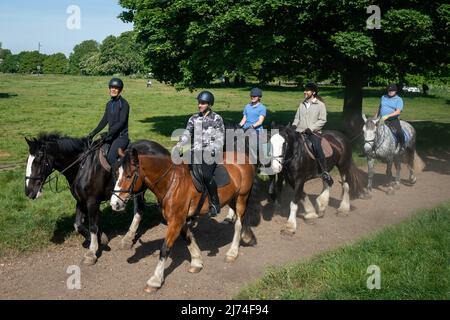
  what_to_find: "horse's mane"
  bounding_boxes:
[36,132,87,154]
[120,140,171,169]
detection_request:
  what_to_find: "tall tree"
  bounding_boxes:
[43,53,69,74]
[120,0,449,133]
[17,51,46,74]
[69,40,100,74]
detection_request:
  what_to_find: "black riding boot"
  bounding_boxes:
[309,133,334,187]
[318,158,334,187]
[205,179,221,217]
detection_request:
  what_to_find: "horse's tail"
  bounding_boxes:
[241,220,257,246]
[411,149,425,173]
[346,158,367,199]
[240,178,260,246]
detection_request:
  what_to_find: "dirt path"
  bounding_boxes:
[1,152,449,300]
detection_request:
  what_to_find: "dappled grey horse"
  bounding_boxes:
[362,115,425,197]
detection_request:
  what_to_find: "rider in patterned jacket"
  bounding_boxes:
[176,91,225,217]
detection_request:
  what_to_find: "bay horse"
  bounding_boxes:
[362,115,424,197]
[269,124,366,234]
[24,133,145,264]
[110,140,256,292]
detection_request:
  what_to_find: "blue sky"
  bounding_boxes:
[0,0,133,57]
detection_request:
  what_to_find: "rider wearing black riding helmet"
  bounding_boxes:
[87,78,130,166]
[292,82,333,186]
[176,90,225,217]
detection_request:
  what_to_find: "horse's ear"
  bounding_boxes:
[131,148,139,164]
[25,137,32,146]
[362,113,367,123]
[287,122,291,127]
[118,148,125,158]
[373,117,381,125]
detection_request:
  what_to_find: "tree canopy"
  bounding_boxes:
[119,0,449,132]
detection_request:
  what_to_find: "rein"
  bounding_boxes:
[25,139,103,193]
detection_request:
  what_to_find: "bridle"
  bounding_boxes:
[112,158,175,203]
[25,149,53,191]
[364,122,384,154]
[25,139,103,193]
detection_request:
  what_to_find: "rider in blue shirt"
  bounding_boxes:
[377,84,405,148]
[239,87,267,131]
[239,88,267,164]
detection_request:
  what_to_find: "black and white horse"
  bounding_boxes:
[269,125,366,234]
[362,115,424,197]
[25,133,145,264]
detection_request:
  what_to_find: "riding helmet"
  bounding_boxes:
[109,78,124,90]
[387,83,398,92]
[250,87,263,98]
[197,90,215,106]
[304,82,318,94]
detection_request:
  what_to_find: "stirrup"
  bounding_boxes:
[321,171,334,187]
[207,204,220,217]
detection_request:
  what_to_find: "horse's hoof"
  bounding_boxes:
[387,188,395,196]
[144,285,159,294]
[409,176,417,185]
[188,266,203,274]
[361,190,372,199]
[337,210,349,216]
[280,228,295,236]
[225,255,237,263]
[303,218,317,225]
[100,233,110,246]
[82,253,97,265]
[317,210,325,218]
[120,238,134,250]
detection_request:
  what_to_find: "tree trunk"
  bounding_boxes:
[234,75,240,86]
[342,62,365,139]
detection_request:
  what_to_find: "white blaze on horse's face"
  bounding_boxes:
[270,133,285,174]
[25,153,42,199]
[25,154,35,188]
[111,166,126,211]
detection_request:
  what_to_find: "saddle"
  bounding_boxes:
[301,133,334,160]
[385,122,410,145]
[190,165,230,193]
[99,142,130,172]
[99,144,111,172]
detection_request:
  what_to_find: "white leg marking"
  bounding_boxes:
[302,194,318,219]
[25,155,35,187]
[129,213,142,234]
[338,182,350,213]
[89,232,98,253]
[226,217,242,259]
[187,234,203,269]
[147,258,166,288]
[286,201,298,231]
[316,181,330,213]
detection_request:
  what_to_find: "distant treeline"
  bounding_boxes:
[0,31,148,76]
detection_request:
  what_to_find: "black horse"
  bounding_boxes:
[24,133,145,264]
[268,125,366,234]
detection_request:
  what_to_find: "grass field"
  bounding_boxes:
[236,202,450,300]
[0,73,449,257]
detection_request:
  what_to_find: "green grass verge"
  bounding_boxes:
[236,203,450,300]
[0,169,161,257]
